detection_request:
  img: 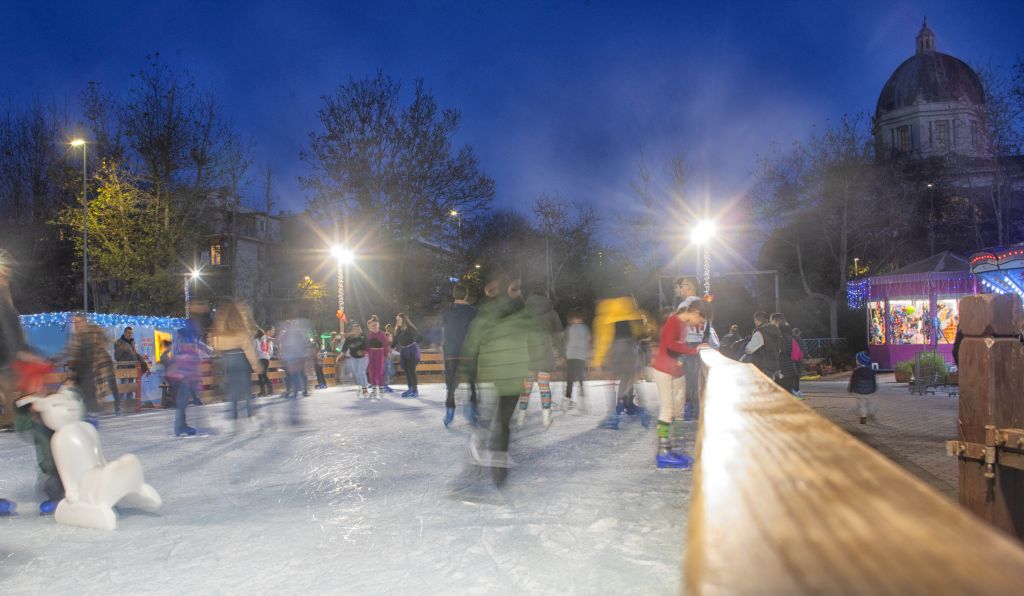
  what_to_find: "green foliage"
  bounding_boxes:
[894,360,915,375]
[915,352,949,376]
[53,161,195,313]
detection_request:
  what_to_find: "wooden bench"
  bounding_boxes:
[686,349,1024,593]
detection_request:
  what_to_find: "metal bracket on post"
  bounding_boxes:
[946,425,1024,476]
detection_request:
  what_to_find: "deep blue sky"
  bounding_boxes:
[2,0,1022,221]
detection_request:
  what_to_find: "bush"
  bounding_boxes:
[894,360,914,375]
[915,352,949,377]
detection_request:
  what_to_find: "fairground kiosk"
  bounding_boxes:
[847,252,976,369]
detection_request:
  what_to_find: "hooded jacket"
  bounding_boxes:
[460,294,532,396]
[525,293,563,372]
[591,296,652,368]
[748,322,782,377]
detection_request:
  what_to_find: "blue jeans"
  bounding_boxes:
[172,380,198,434]
[683,346,700,416]
[348,356,368,387]
[223,350,254,419]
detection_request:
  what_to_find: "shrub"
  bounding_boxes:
[915,352,949,377]
[894,360,914,375]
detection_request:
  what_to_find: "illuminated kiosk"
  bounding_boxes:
[847,252,975,369]
[969,246,1024,300]
[18,312,186,404]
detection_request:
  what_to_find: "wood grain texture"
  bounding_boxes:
[686,350,1024,595]
[959,294,1024,337]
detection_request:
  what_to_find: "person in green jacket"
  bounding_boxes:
[457,266,533,491]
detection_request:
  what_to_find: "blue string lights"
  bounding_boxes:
[847,279,871,310]
[19,312,186,330]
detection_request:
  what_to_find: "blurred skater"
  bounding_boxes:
[280,318,311,424]
[394,313,421,397]
[442,283,477,427]
[211,301,261,427]
[516,282,563,429]
[166,331,201,437]
[64,313,118,418]
[592,290,653,430]
[456,267,532,495]
[310,336,328,389]
[253,329,273,397]
[563,308,591,410]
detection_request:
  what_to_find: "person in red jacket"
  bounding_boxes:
[651,300,710,469]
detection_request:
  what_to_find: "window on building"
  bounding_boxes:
[210,242,222,266]
[932,120,949,151]
[894,125,911,154]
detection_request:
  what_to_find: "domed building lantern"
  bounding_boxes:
[874,19,989,161]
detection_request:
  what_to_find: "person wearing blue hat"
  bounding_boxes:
[849,351,877,424]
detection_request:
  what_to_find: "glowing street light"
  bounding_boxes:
[184,269,201,318]
[449,209,462,249]
[330,245,354,332]
[691,219,717,298]
[70,138,88,311]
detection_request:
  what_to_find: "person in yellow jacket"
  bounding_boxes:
[592,291,654,430]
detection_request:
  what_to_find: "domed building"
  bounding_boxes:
[874,20,990,160]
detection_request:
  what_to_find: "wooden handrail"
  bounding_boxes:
[686,349,1024,594]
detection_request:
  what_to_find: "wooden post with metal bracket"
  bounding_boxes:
[947,293,1024,539]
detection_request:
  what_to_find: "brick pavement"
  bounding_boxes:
[800,373,959,500]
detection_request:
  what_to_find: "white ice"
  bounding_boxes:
[0,381,691,595]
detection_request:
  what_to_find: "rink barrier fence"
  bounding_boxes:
[685,349,1024,594]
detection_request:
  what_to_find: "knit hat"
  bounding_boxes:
[856,351,871,367]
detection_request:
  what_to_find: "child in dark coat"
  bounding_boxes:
[848,351,877,424]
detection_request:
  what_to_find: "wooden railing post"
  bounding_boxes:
[687,349,1024,594]
[949,294,1024,539]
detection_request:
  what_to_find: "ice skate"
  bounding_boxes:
[637,407,652,429]
[39,499,58,515]
[598,414,620,430]
[462,401,478,425]
[562,398,574,411]
[515,407,526,428]
[656,437,693,469]
[541,408,552,429]
[0,498,16,516]
[656,450,693,469]
[444,407,455,428]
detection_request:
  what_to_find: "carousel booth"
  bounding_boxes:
[847,252,976,369]
[18,312,186,405]
[969,245,1024,301]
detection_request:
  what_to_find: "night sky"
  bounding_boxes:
[3,0,1021,219]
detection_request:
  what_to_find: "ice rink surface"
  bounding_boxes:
[0,382,691,595]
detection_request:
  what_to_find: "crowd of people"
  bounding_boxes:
[0,257,830,511]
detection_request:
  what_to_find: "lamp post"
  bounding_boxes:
[330,245,354,333]
[184,269,200,318]
[926,182,935,255]
[450,209,462,249]
[70,138,88,311]
[691,219,717,297]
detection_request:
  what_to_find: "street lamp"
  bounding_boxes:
[450,209,462,249]
[926,182,935,255]
[691,219,717,297]
[70,138,88,311]
[330,245,354,332]
[184,269,200,318]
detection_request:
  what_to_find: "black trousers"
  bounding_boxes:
[401,352,418,390]
[565,358,586,397]
[444,357,477,408]
[257,358,272,395]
